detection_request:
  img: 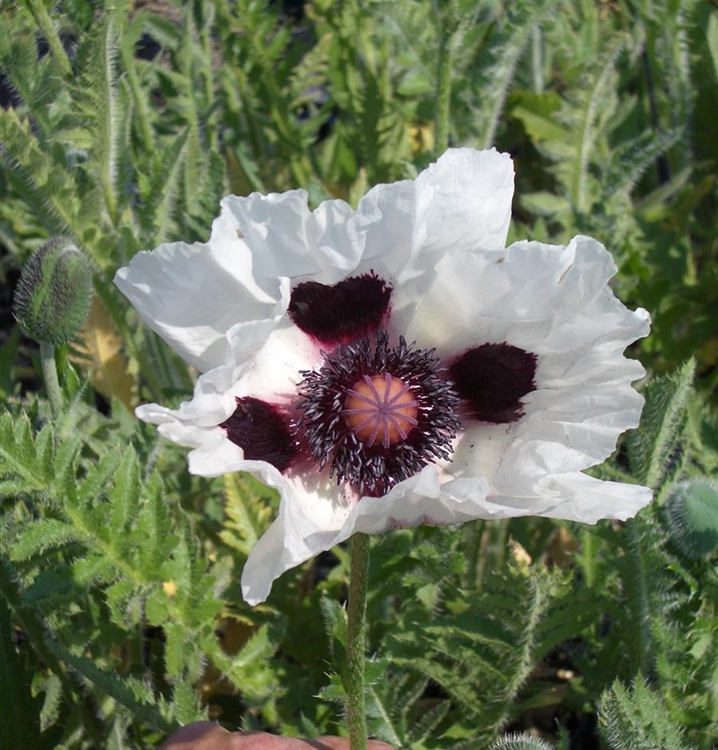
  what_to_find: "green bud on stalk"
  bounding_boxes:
[12,237,92,346]
[665,478,718,558]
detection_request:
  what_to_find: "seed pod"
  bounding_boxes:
[12,238,92,346]
[664,478,718,558]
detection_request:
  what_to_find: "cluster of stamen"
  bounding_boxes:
[296,333,461,496]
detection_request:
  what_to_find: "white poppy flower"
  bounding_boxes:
[115,148,652,605]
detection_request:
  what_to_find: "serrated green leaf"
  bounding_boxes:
[366,681,402,746]
[599,678,690,750]
[136,473,175,570]
[72,554,116,586]
[105,579,142,626]
[46,639,171,732]
[171,680,205,725]
[475,0,562,148]
[164,622,190,679]
[626,360,695,489]
[144,586,170,627]
[510,91,565,142]
[518,191,572,217]
[37,673,63,733]
[232,624,278,669]
[73,440,123,508]
[109,447,140,535]
[10,519,80,562]
[24,569,77,606]
[0,107,79,236]
[219,473,273,557]
[0,412,52,492]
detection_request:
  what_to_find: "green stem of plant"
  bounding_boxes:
[435,31,453,155]
[463,520,483,589]
[579,527,598,589]
[625,518,654,677]
[347,532,370,750]
[26,0,73,78]
[40,342,63,418]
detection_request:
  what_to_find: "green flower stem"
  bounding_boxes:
[347,532,370,750]
[579,527,598,589]
[624,518,654,677]
[435,32,453,155]
[463,520,484,589]
[40,342,63,417]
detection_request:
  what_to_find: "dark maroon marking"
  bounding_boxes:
[449,343,537,423]
[220,397,297,472]
[287,273,391,346]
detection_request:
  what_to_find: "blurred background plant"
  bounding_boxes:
[1,0,717,748]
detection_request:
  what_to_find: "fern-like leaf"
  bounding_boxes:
[475,0,562,149]
[0,412,74,495]
[626,359,695,489]
[599,678,692,750]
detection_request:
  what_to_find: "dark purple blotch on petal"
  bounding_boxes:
[220,397,297,472]
[287,274,391,346]
[449,343,537,423]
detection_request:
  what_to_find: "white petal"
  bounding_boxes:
[241,467,492,605]
[496,473,653,524]
[113,191,360,372]
[115,149,515,371]
[134,318,318,479]
[409,235,652,523]
[240,470,357,605]
[350,148,515,333]
[114,218,286,373]
[269,148,515,339]
[223,190,363,284]
[412,147,514,257]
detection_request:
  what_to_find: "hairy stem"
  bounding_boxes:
[347,533,370,750]
[435,30,453,155]
[25,0,72,78]
[625,518,655,678]
[40,342,63,418]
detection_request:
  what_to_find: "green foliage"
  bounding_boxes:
[582,370,718,747]
[0,592,54,749]
[626,359,696,489]
[599,678,694,750]
[489,735,554,750]
[375,550,580,746]
[1,0,717,747]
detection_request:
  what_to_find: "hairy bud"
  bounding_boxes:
[12,238,92,346]
[665,478,718,558]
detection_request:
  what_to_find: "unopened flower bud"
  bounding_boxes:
[665,478,718,558]
[12,238,92,346]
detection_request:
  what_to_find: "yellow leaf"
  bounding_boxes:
[409,122,435,155]
[71,296,137,409]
